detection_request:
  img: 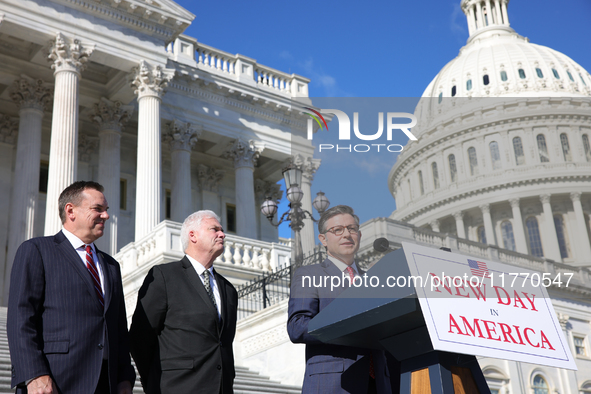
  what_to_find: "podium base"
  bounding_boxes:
[399,351,490,394]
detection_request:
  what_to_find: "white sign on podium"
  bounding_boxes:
[401,242,577,370]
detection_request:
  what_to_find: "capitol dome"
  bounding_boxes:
[389,0,591,265]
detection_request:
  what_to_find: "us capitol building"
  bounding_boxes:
[0,0,590,393]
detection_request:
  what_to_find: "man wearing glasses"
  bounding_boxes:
[287,205,392,394]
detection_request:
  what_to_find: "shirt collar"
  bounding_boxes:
[62,228,95,252]
[327,255,359,275]
[186,254,213,277]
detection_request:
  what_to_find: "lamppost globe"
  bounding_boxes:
[312,191,330,214]
[282,163,302,190]
[286,185,304,203]
[260,197,278,219]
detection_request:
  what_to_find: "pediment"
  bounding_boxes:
[51,0,195,43]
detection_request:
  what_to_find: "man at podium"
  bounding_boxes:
[287,205,392,394]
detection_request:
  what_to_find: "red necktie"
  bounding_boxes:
[85,245,104,309]
[346,266,375,379]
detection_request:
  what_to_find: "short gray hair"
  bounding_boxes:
[317,205,359,234]
[180,210,221,252]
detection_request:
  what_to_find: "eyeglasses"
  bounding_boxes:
[325,225,360,236]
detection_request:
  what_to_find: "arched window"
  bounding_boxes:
[449,154,457,182]
[518,69,526,79]
[468,147,478,176]
[500,71,508,81]
[560,133,572,161]
[432,162,440,189]
[451,86,457,97]
[586,214,591,245]
[489,141,502,170]
[418,171,424,195]
[537,134,550,162]
[407,179,412,199]
[552,69,560,79]
[513,137,525,165]
[501,221,516,251]
[526,217,544,257]
[535,68,544,78]
[483,74,490,85]
[532,375,549,394]
[581,73,588,86]
[554,215,570,258]
[583,134,591,162]
[477,226,487,244]
[438,92,443,104]
[567,70,574,81]
[466,79,472,91]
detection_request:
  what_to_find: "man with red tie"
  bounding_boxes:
[7,181,135,394]
[287,205,392,394]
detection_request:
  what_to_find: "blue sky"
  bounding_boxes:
[174,0,591,239]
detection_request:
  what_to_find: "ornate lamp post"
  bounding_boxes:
[261,163,330,265]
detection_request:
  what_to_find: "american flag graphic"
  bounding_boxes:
[468,259,489,277]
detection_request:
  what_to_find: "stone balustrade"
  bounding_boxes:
[359,217,590,290]
[168,35,309,98]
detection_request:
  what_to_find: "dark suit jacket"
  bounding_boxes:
[7,231,136,393]
[287,259,392,394]
[129,257,238,394]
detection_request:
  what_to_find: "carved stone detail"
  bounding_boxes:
[163,120,201,151]
[223,139,263,168]
[0,115,18,145]
[48,32,94,74]
[254,179,283,205]
[290,154,321,183]
[9,75,52,111]
[130,60,175,99]
[78,134,98,162]
[91,97,133,131]
[197,165,225,192]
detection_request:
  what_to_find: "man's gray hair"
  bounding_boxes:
[180,210,221,252]
[317,205,359,234]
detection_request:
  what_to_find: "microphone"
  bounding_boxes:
[373,237,393,253]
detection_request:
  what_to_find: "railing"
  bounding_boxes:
[116,220,291,274]
[237,247,326,320]
[168,35,310,98]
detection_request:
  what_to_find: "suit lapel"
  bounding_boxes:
[181,257,219,322]
[54,231,104,313]
[214,268,226,335]
[96,249,113,311]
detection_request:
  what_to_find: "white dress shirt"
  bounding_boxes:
[62,228,105,294]
[327,255,360,277]
[186,255,222,318]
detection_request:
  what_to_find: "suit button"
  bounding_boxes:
[217,365,221,370]
[98,344,104,350]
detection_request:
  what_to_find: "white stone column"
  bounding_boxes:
[163,120,201,223]
[92,98,132,255]
[77,134,97,180]
[494,0,503,25]
[44,33,93,235]
[540,194,562,261]
[430,219,440,233]
[468,6,476,35]
[0,116,19,305]
[501,1,509,26]
[224,139,263,238]
[570,192,591,258]
[453,211,466,239]
[131,61,175,241]
[294,155,321,256]
[476,1,484,29]
[509,198,528,254]
[479,204,495,245]
[484,0,492,25]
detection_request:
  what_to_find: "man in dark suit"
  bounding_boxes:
[287,205,392,394]
[7,181,135,394]
[130,210,238,394]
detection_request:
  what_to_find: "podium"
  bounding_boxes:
[307,248,491,394]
